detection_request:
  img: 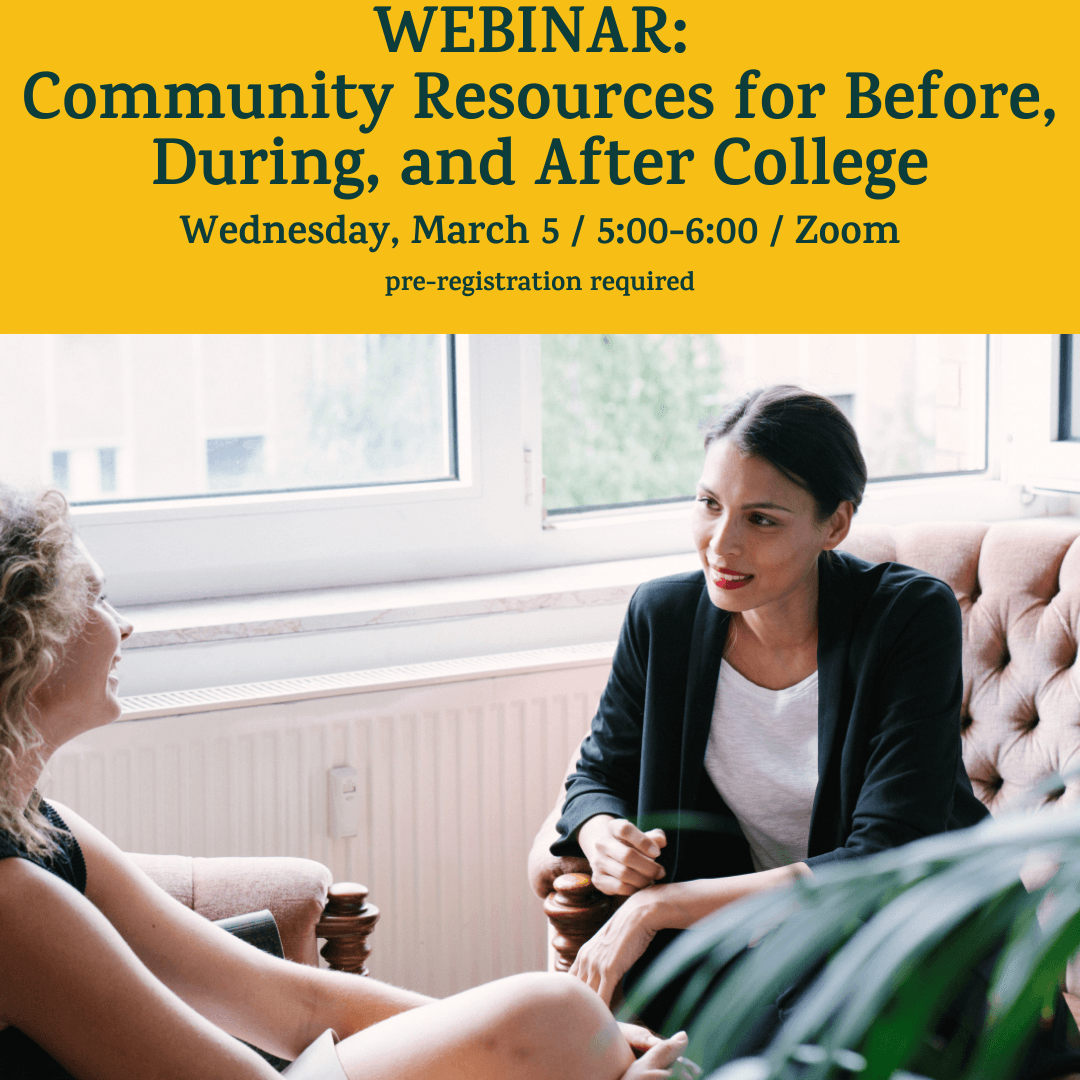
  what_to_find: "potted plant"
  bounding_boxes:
[625,792,1080,1080]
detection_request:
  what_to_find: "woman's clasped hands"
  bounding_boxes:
[577,815,668,896]
[572,815,670,1005]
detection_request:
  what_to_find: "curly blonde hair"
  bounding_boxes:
[0,487,93,855]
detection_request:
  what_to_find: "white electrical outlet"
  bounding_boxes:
[328,765,360,839]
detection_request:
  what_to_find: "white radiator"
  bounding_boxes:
[44,643,613,997]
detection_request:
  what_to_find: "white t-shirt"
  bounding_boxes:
[703,659,819,872]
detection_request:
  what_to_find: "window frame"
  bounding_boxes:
[72,333,488,604]
[1001,334,1080,494]
[66,333,1044,608]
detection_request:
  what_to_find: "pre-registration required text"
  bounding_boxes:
[384,270,696,298]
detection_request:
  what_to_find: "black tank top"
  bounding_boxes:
[0,801,85,1079]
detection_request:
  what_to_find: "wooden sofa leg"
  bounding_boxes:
[542,872,618,972]
[316,882,380,975]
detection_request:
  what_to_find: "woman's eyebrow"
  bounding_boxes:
[743,501,793,512]
[696,486,793,513]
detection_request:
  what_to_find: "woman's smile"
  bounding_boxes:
[710,566,754,590]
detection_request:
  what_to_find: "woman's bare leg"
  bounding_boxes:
[336,972,635,1080]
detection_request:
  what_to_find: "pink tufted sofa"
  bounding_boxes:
[530,517,1080,990]
[841,518,1080,817]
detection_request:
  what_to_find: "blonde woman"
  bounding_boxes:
[0,488,687,1080]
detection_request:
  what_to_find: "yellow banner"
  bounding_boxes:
[3,1,1076,330]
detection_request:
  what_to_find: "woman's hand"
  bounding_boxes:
[570,886,663,1005]
[618,1021,662,1056]
[619,1030,698,1080]
[577,815,667,896]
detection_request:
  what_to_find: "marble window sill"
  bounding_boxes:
[122,551,702,651]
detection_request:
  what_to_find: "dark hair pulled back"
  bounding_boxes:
[703,385,867,519]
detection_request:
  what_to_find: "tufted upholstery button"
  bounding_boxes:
[973,770,1004,805]
[1044,782,1066,804]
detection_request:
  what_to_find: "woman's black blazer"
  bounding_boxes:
[552,549,988,882]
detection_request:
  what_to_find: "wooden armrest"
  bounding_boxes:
[532,749,622,970]
[542,872,620,971]
[316,882,380,975]
[528,803,594,898]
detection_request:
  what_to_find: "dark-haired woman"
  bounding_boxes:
[0,487,688,1080]
[551,385,988,1012]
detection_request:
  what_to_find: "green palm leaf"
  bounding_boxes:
[628,800,1080,1080]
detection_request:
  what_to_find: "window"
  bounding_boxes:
[542,334,989,512]
[50,446,122,501]
[99,447,118,494]
[207,436,266,491]
[1057,334,1077,441]
[1001,335,1080,497]
[0,335,456,505]
[0,334,1043,608]
[51,450,70,491]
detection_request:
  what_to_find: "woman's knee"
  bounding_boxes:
[336,973,630,1080]
[496,971,609,1021]
[486,973,630,1077]
[500,975,624,1048]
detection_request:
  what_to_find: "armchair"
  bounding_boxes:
[129,852,379,973]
